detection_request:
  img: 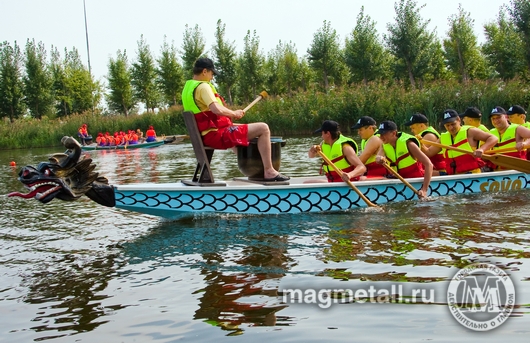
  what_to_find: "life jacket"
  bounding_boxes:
[78,127,88,137]
[321,134,359,182]
[382,132,424,178]
[146,129,156,137]
[440,126,483,174]
[419,126,446,171]
[360,135,386,177]
[489,123,526,169]
[490,124,525,158]
[477,124,490,133]
[521,123,530,160]
[182,80,231,135]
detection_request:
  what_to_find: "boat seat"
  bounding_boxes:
[182,111,226,186]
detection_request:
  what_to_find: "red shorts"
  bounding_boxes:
[203,125,249,149]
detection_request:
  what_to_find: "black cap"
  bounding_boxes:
[462,107,482,118]
[442,109,460,124]
[194,57,218,75]
[489,106,506,116]
[404,113,428,126]
[314,120,339,134]
[508,105,526,115]
[351,116,376,130]
[375,120,398,134]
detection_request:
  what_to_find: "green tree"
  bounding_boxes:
[443,5,487,82]
[50,47,96,116]
[107,50,135,116]
[212,19,237,105]
[0,41,25,121]
[263,44,284,96]
[345,6,390,84]
[483,10,526,79]
[181,24,206,79]
[131,35,160,112]
[65,48,96,114]
[279,41,304,95]
[384,0,437,88]
[157,37,184,107]
[263,41,305,96]
[307,20,343,90]
[50,47,68,116]
[237,30,265,102]
[24,39,53,119]
[420,39,448,83]
[508,0,530,72]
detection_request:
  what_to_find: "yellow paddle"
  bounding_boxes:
[316,149,378,208]
[485,143,530,154]
[243,91,268,112]
[381,161,421,197]
[419,138,530,173]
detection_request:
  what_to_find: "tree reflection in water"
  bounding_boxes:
[22,251,127,337]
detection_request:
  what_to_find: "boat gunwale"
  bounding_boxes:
[113,169,524,192]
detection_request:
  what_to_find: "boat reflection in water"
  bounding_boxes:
[120,215,310,334]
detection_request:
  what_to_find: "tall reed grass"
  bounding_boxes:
[1,79,528,149]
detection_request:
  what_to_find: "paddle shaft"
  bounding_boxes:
[486,144,530,154]
[317,150,378,208]
[381,162,421,197]
[243,91,268,112]
[420,138,530,173]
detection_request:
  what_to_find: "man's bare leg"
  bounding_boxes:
[246,122,279,179]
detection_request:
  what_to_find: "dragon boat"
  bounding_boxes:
[81,139,164,151]
[7,136,530,220]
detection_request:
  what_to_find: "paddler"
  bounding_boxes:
[460,107,489,132]
[507,105,530,159]
[307,120,366,183]
[404,113,447,175]
[422,109,498,174]
[487,106,530,170]
[375,120,432,198]
[351,116,386,179]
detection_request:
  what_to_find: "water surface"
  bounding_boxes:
[1,138,529,342]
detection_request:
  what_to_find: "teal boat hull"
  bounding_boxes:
[81,140,164,150]
[113,170,530,219]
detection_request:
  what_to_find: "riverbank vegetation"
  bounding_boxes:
[1,78,528,149]
[1,0,530,149]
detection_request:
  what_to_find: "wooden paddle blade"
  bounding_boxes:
[482,154,530,173]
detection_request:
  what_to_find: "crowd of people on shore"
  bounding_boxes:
[77,125,158,147]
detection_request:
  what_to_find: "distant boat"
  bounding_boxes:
[81,140,164,151]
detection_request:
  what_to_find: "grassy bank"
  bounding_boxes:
[1,79,528,149]
[0,108,186,149]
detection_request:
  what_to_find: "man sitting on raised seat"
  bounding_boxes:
[181,57,288,182]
